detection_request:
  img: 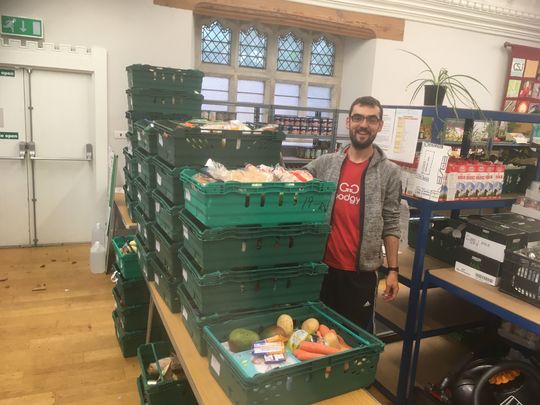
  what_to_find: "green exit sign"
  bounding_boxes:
[1,15,43,39]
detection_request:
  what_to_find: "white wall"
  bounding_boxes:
[1,0,195,181]
[341,20,540,111]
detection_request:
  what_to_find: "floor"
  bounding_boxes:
[0,244,392,405]
[0,244,139,405]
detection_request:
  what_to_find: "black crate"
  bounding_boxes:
[499,247,540,308]
[454,247,503,286]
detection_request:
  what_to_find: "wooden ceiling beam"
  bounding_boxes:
[154,0,404,40]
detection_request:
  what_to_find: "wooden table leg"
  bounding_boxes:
[145,295,155,344]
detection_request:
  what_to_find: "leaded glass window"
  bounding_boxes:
[277,33,303,73]
[201,21,232,65]
[310,37,335,76]
[239,27,267,69]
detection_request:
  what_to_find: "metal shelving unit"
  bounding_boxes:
[373,107,540,404]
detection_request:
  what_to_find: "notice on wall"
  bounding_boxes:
[413,142,451,201]
[375,108,422,164]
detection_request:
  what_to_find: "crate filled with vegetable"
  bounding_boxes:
[137,341,198,405]
[203,302,383,405]
[153,120,285,168]
[181,161,336,227]
[112,236,141,280]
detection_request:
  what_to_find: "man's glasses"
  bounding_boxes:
[350,114,380,125]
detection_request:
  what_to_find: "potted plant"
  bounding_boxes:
[403,50,489,114]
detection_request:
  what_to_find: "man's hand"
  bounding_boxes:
[382,271,399,301]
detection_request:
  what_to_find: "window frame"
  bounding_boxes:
[194,17,343,118]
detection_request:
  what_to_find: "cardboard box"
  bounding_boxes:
[454,247,502,286]
[463,217,528,262]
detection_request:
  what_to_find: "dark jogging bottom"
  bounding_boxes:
[319,267,379,332]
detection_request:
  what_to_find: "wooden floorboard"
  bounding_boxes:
[0,244,138,405]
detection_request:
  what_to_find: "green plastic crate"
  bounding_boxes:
[181,168,336,227]
[123,146,138,178]
[153,191,183,242]
[153,223,182,276]
[112,262,149,306]
[134,177,156,220]
[125,191,139,222]
[177,285,288,356]
[126,88,203,117]
[127,64,203,92]
[134,148,156,189]
[112,309,146,358]
[133,205,156,251]
[179,208,330,272]
[203,302,384,405]
[136,341,198,405]
[126,131,139,154]
[154,120,285,168]
[135,234,155,282]
[179,247,327,315]
[134,119,158,155]
[112,236,142,280]
[153,157,185,206]
[151,257,181,314]
[123,167,137,201]
[113,286,149,332]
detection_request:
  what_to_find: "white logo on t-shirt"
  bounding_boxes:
[336,181,360,205]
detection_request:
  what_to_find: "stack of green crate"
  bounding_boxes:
[125,64,203,300]
[125,64,205,315]
[111,236,148,357]
[176,168,336,355]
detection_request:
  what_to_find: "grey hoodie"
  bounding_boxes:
[305,144,401,271]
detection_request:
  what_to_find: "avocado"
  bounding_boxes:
[228,328,260,353]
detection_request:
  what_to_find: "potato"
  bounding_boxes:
[301,318,319,335]
[276,314,294,337]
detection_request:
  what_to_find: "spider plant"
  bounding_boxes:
[403,50,489,116]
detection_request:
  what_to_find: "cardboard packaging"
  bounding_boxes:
[454,247,503,286]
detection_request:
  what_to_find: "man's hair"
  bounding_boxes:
[348,96,383,119]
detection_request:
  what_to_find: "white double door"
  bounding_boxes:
[0,67,95,246]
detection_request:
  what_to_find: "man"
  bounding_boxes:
[305,96,401,331]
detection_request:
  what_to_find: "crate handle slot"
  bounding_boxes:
[293,193,298,206]
[273,237,280,249]
[256,239,263,250]
[241,241,247,252]
[245,194,250,207]
[288,236,294,248]
[260,193,266,207]
[255,280,261,291]
[236,138,241,150]
[278,192,284,206]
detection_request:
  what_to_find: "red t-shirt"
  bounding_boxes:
[324,157,369,271]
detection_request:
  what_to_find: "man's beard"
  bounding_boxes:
[349,128,376,150]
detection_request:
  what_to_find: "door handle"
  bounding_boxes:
[0,142,27,160]
[28,143,93,162]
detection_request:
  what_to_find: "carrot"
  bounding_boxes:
[318,324,331,336]
[293,349,325,361]
[298,341,339,355]
[316,330,322,339]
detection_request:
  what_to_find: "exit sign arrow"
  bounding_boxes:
[1,15,43,39]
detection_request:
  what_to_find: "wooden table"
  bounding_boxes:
[424,267,540,335]
[114,191,136,230]
[146,282,382,405]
